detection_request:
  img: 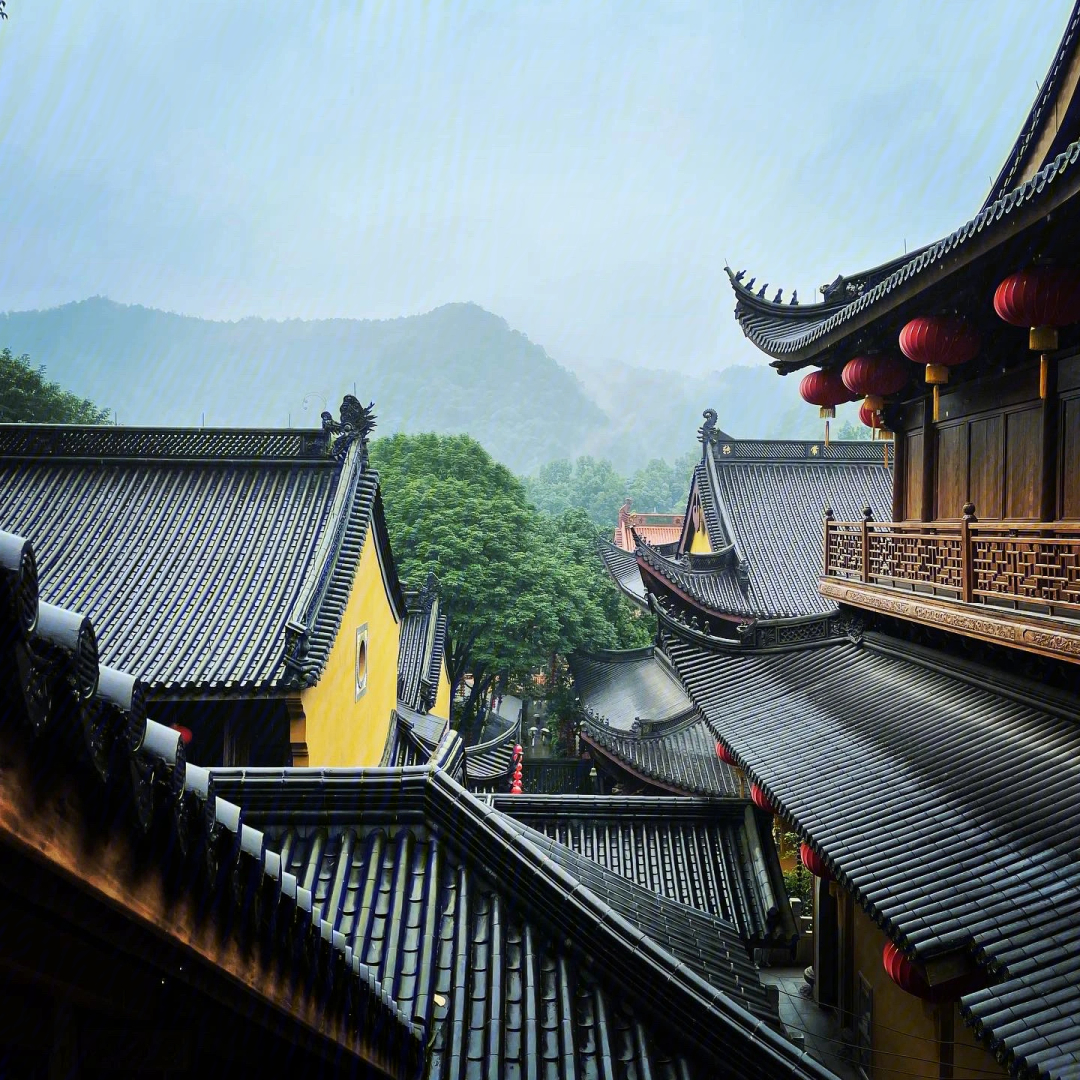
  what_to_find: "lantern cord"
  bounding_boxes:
[933,384,940,423]
[824,418,830,447]
[883,439,888,468]
[1040,353,1049,399]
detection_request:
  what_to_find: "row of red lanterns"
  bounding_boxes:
[510,743,524,794]
[799,262,1080,428]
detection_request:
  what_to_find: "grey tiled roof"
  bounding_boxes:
[581,712,743,798]
[571,645,742,797]
[397,574,448,712]
[0,424,401,693]
[665,628,1080,1080]
[0,529,426,1072]
[0,528,839,1080]
[727,137,1080,364]
[693,461,729,549]
[382,705,448,767]
[492,794,796,949]
[702,442,892,618]
[213,769,838,1080]
[570,647,696,732]
[597,536,647,606]
[985,0,1080,206]
[463,709,521,785]
[639,442,891,621]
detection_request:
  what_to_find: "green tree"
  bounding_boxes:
[371,433,651,739]
[626,450,698,513]
[0,349,110,424]
[833,419,872,441]
[524,455,627,525]
[526,451,698,527]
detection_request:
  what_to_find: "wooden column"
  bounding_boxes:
[922,398,937,522]
[823,507,834,577]
[1041,357,1059,521]
[815,877,839,1010]
[891,429,905,522]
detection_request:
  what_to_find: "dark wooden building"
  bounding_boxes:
[705,5,1080,1075]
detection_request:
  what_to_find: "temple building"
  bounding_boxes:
[683,4,1080,1075]
[574,9,1080,1069]
[612,498,685,551]
[0,526,836,1079]
[0,397,449,769]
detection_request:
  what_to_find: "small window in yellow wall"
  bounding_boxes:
[355,624,369,700]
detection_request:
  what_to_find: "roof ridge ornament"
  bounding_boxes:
[698,408,719,445]
[321,395,377,460]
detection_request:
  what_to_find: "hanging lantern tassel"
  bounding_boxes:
[1031,326,1057,399]
[926,364,948,422]
[820,406,834,446]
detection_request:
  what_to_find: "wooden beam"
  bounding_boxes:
[819,577,1080,666]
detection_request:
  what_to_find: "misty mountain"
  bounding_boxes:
[0,297,863,474]
[569,357,866,469]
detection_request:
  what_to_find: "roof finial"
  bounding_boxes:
[323,395,377,460]
[698,408,719,445]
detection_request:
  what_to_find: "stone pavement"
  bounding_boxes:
[757,967,860,1080]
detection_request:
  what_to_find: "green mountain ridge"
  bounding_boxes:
[0,297,864,473]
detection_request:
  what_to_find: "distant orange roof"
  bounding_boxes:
[613,502,685,551]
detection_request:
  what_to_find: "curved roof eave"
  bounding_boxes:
[727,138,1080,369]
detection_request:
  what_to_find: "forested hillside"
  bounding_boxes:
[0,297,865,474]
[0,299,603,474]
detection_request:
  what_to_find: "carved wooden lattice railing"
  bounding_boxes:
[970,524,1080,615]
[824,512,1080,616]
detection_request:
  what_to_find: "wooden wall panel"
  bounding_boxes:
[1062,394,1080,519]
[904,431,924,521]
[936,424,968,519]
[1005,407,1042,519]
[969,416,1003,519]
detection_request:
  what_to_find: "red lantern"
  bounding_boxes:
[841,355,910,398]
[750,783,775,814]
[715,741,738,767]
[882,941,932,998]
[994,264,1080,398]
[799,369,855,445]
[859,400,893,464]
[899,316,979,422]
[170,724,193,747]
[799,842,831,880]
[859,400,882,430]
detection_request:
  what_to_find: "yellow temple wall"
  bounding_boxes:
[845,904,1004,1080]
[300,529,401,767]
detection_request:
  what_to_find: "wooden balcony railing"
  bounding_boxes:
[824,509,1080,618]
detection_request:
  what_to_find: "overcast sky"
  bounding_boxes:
[0,1,1070,374]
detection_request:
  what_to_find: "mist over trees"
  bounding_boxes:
[0,297,857,475]
[524,452,699,526]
